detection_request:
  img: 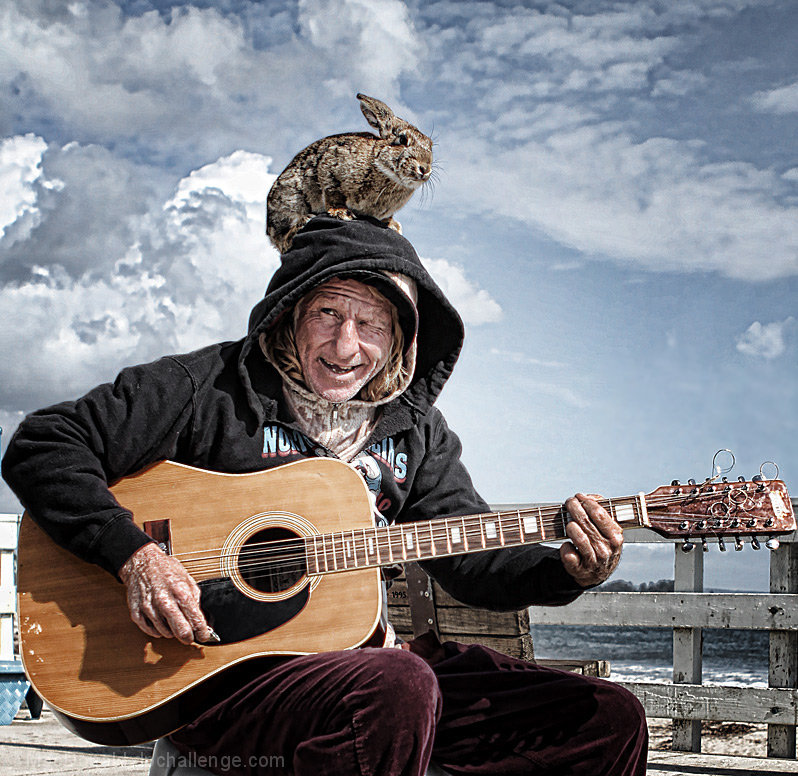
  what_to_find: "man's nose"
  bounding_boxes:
[334,319,360,358]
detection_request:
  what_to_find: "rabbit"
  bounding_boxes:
[266,93,433,253]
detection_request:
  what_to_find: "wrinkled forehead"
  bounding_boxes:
[302,277,395,317]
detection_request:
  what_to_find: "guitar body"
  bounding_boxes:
[17,458,383,745]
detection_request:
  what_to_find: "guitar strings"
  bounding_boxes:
[170,488,776,582]
[171,488,770,573]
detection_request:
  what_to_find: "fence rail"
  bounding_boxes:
[528,513,798,759]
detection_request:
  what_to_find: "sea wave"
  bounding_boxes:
[530,625,769,687]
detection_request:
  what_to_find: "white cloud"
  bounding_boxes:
[0,1,418,164]
[0,137,160,281]
[423,1,798,281]
[0,134,48,239]
[440,128,798,281]
[751,80,798,114]
[0,141,279,412]
[421,257,503,325]
[736,318,794,359]
[297,0,423,103]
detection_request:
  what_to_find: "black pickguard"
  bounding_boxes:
[198,578,309,644]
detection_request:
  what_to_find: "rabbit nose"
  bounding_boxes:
[417,164,430,179]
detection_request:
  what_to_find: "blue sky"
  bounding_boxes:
[0,0,795,590]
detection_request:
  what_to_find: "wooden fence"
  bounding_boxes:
[530,499,798,759]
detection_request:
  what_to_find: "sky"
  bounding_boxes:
[0,0,796,591]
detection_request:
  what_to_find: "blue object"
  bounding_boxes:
[0,660,29,725]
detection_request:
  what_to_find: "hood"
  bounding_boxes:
[240,215,464,420]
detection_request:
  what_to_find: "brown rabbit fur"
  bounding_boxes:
[266,93,433,253]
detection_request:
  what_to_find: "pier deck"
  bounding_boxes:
[1,708,795,775]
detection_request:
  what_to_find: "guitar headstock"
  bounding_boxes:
[644,478,795,551]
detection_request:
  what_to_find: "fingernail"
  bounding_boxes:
[208,629,221,643]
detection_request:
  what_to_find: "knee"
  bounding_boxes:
[600,682,648,742]
[357,649,441,719]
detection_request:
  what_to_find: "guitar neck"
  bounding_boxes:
[304,494,650,575]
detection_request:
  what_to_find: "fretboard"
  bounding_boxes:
[304,494,649,576]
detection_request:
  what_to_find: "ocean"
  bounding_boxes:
[529,625,770,687]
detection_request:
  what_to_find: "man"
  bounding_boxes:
[3,215,647,775]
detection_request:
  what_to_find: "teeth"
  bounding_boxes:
[321,359,358,374]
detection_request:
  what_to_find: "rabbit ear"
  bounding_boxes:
[357,93,397,139]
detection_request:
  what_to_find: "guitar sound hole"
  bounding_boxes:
[239,527,307,594]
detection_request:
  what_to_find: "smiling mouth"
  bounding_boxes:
[319,358,361,375]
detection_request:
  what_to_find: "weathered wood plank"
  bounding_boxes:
[528,591,798,629]
[769,541,798,758]
[389,578,472,608]
[647,749,798,774]
[619,682,798,726]
[393,630,535,660]
[673,542,703,752]
[391,606,529,636]
[535,658,610,678]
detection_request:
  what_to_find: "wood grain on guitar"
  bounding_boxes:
[15,458,794,745]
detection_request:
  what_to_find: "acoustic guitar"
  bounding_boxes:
[16,457,795,745]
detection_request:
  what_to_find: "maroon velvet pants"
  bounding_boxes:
[170,634,648,776]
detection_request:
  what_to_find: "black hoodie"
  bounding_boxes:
[2,216,582,609]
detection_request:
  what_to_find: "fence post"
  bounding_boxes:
[672,543,703,752]
[768,540,798,759]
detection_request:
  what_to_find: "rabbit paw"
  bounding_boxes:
[327,208,356,221]
[386,217,403,235]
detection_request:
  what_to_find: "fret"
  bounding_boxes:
[352,529,364,568]
[637,493,649,526]
[460,516,469,551]
[559,506,568,540]
[388,525,404,562]
[360,528,376,566]
[332,532,341,570]
[517,508,541,542]
[481,513,503,549]
[418,521,435,558]
[611,497,638,525]
[305,537,317,575]
[401,524,413,559]
[499,512,523,546]
[322,533,333,573]
[369,525,382,565]
[431,518,447,556]
[375,526,389,564]
[413,523,422,560]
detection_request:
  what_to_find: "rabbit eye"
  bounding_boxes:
[394,132,409,146]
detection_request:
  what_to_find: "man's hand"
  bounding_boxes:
[118,543,217,645]
[560,493,623,588]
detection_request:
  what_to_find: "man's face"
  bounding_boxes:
[295,278,395,403]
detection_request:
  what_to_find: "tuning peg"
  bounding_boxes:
[766,536,780,551]
[734,536,744,551]
[688,478,697,485]
[681,539,695,553]
[718,537,727,552]
[752,474,764,482]
[671,479,680,487]
[701,537,709,552]
[751,536,761,550]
